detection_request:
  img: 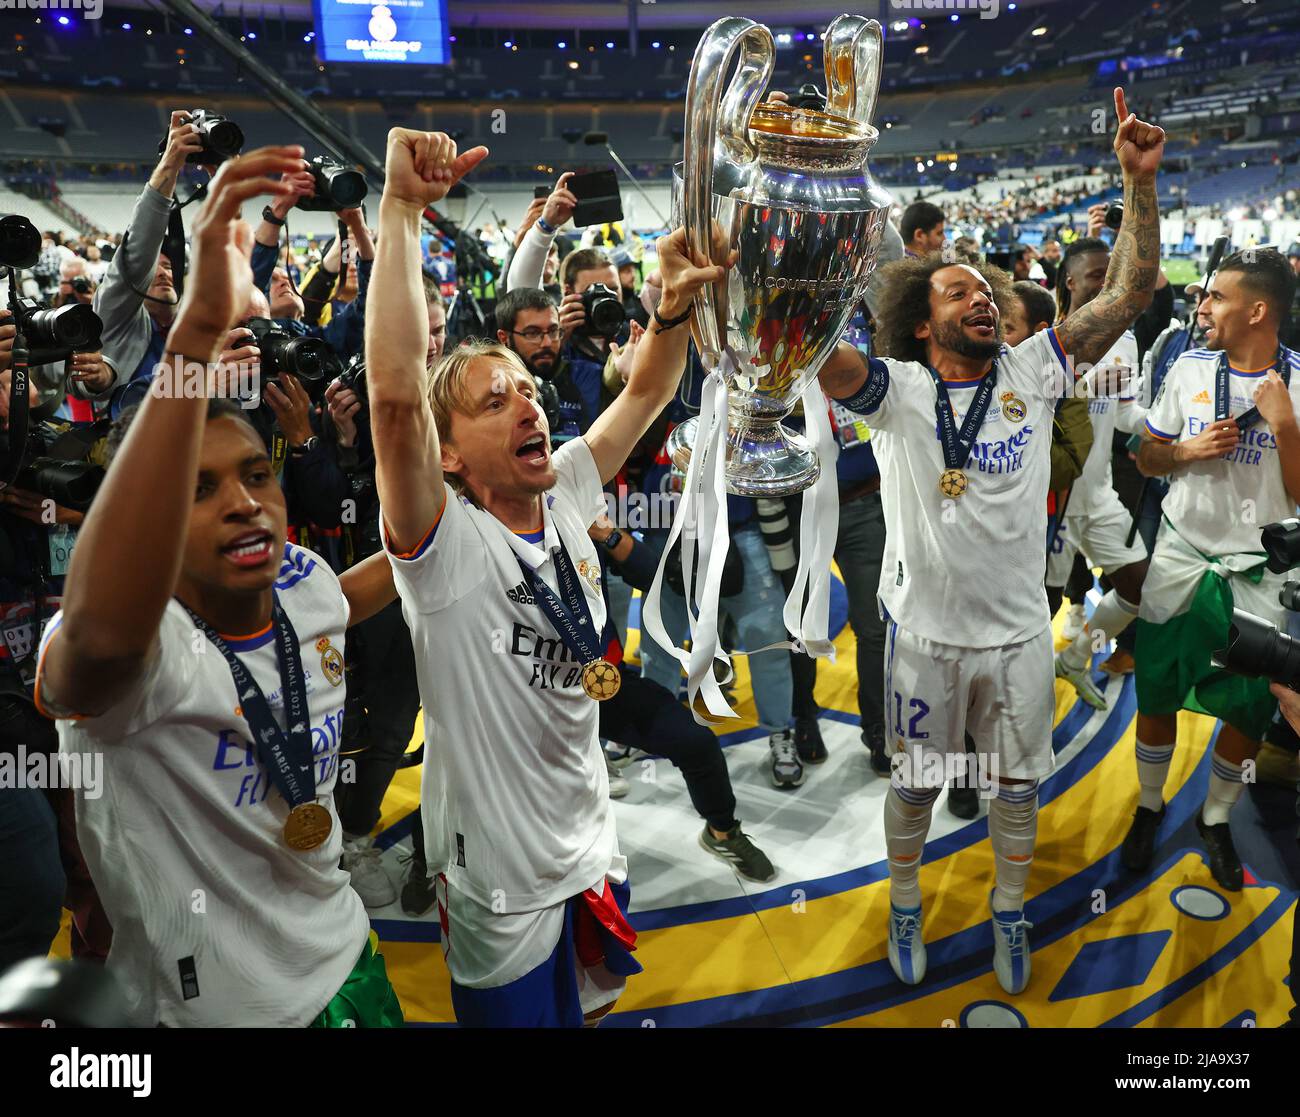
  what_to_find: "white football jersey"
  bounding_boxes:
[1144,345,1300,556]
[1066,330,1139,517]
[384,437,616,915]
[35,544,368,1028]
[844,328,1068,648]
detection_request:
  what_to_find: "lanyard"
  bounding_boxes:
[927,360,999,470]
[183,597,318,809]
[1215,345,1291,427]
[515,538,603,666]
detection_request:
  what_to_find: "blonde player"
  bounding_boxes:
[818,89,1164,994]
[365,127,729,1026]
[34,149,405,1027]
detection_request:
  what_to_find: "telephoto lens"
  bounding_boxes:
[244,318,334,384]
[16,298,103,365]
[580,283,626,338]
[755,497,797,574]
[297,156,368,212]
[1104,199,1124,230]
[1212,608,1300,690]
[156,110,244,165]
[0,213,42,269]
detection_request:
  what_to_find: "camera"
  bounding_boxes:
[296,156,368,213]
[789,83,828,113]
[1212,519,1300,687]
[1104,199,1125,231]
[69,276,93,296]
[158,110,244,166]
[12,296,102,367]
[580,283,626,339]
[0,419,104,509]
[237,318,340,389]
[336,355,367,408]
[533,374,562,438]
[0,214,41,269]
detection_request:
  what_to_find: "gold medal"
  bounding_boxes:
[938,467,968,498]
[283,802,333,852]
[581,658,621,701]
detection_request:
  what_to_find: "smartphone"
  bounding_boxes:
[568,168,623,227]
[533,185,551,200]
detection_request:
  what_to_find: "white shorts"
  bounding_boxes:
[1047,488,1148,588]
[883,621,1056,782]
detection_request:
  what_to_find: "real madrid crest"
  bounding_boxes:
[316,636,344,688]
[1001,391,1027,423]
[576,558,601,594]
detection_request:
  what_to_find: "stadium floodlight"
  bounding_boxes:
[1032,26,1047,36]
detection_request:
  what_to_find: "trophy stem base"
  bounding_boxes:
[666,415,821,498]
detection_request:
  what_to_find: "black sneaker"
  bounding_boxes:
[865,724,892,777]
[947,785,980,820]
[399,853,436,917]
[700,824,777,882]
[1196,810,1243,891]
[1120,803,1165,873]
[795,716,828,764]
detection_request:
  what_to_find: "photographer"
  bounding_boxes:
[1265,681,1300,1028]
[1127,248,1300,892]
[95,111,210,414]
[506,170,577,299]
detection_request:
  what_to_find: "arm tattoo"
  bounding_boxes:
[1057,175,1160,371]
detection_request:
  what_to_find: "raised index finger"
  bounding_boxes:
[1114,87,1129,123]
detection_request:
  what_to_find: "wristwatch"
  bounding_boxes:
[290,436,320,455]
[600,528,623,552]
[262,206,286,227]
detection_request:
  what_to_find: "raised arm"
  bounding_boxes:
[367,128,487,554]
[40,147,305,717]
[1054,89,1165,371]
[339,550,399,625]
[583,226,728,484]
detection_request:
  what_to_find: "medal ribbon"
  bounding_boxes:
[515,538,604,667]
[927,361,999,470]
[183,597,317,810]
[1215,345,1291,427]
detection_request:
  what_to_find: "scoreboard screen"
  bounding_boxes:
[312,0,450,65]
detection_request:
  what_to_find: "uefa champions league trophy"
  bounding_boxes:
[642,14,895,723]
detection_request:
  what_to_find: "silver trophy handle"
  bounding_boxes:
[683,17,774,368]
[823,14,883,129]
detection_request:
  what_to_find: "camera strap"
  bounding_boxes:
[1215,344,1291,428]
[1,295,30,490]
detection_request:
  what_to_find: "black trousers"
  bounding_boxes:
[600,668,738,833]
[786,489,889,738]
[335,599,422,838]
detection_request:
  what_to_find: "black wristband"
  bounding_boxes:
[262,206,286,227]
[653,304,693,334]
[601,528,624,552]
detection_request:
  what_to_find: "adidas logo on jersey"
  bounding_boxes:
[1191,389,1211,404]
[505,581,535,606]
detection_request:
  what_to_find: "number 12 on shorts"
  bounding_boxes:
[893,693,930,740]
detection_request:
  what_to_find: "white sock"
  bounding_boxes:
[1203,753,1246,826]
[989,782,1038,914]
[884,784,938,910]
[1135,739,1174,811]
[1061,590,1139,671]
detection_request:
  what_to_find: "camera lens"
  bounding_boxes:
[279,336,329,381]
[0,214,42,269]
[206,119,245,159]
[28,303,100,350]
[1214,607,1300,688]
[583,284,626,337]
[1104,201,1124,230]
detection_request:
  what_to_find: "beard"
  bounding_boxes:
[523,349,557,378]
[931,319,1002,362]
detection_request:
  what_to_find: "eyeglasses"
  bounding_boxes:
[511,326,563,342]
